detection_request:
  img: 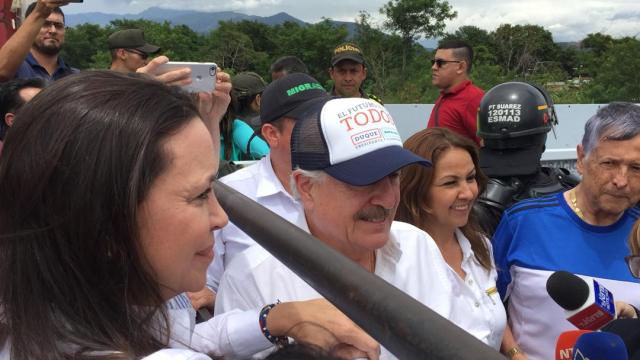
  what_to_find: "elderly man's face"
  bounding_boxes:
[300,173,400,258]
[577,135,640,216]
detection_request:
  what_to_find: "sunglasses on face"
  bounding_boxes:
[42,20,65,31]
[431,58,462,68]
[626,255,640,278]
[125,49,149,60]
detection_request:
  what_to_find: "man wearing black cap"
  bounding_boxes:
[0,1,78,82]
[108,29,161,73]
[208,72,330,290]
[329,42,382,104]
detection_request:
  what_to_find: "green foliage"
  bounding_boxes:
[59,23,108,70]
[491,24,560,76]
[354,11,404,98]
[108,19,207,61]
[380,0,457,73]
[272,20,349,84]
[582,33,614,57]
[205,22,261,71]
[380,0,457,41]
[585,37,640,102]
[56,10,639,104]
[442,26,493,49]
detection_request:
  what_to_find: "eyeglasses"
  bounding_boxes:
[125,49,149,60]
[42,20,65,31]
[431,58,462,68]
[625,255,640,278]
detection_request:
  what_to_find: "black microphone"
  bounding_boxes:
[546,271,617,330]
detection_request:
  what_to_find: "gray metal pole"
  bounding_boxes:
[214,181,504,359]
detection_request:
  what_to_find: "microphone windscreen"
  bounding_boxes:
[573,332,628,360]
[555,330,592,360]
[547,271,590,310]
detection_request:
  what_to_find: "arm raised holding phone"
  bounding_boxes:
[0,0,74,82]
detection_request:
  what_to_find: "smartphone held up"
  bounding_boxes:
[157,62,218,93]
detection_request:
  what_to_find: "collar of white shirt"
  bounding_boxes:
[255,155,294,201]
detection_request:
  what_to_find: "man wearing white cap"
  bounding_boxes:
[215,97,461,359]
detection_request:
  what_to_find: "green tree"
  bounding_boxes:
[442,25,492,49]
[354,11,404,98]
[59,23,108,70]
[380,0,457,73]
[204,23,262,71]
[108,19,207,61]
[223,20,277,54]
[491,24,559,76]
[586,37,640,102]
[581,33,614,57]
[272,20,348,84]
[580,32,615,78]
[555,45,580,78]
[212,20,275,75]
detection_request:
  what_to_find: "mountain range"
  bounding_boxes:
[65,7,353,34]
[65,7,439,48]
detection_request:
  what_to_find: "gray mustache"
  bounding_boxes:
[355,206,392,221]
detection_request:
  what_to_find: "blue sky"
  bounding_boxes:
[61,0,640,42]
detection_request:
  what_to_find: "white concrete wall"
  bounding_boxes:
[385,104,607,162]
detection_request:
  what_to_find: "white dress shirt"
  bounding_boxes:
[215,221,456,359]
[150,294,272,359]
[208,155,305,291]
[445,229,506,350]
[0,295,268,360]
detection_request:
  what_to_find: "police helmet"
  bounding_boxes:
[478,82,557,150]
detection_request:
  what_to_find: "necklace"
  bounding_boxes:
[570,188,586,220]
[370,252,377,273]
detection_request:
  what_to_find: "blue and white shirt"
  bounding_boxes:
[493,192,640,360]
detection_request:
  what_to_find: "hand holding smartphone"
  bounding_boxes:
[156,62,218,93]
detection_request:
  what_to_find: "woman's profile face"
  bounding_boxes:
[425,147,479,232]
[137,118,228,300]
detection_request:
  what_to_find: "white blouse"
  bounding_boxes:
[444,229,507,350]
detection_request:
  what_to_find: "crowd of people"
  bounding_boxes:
[1,1,640,360]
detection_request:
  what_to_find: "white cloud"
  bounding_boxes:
[155,0,284,12]
[445,0,640,40]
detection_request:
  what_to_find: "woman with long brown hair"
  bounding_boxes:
[397,127,526,360]
[0,71,379,360]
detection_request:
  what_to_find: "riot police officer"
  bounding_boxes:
[474,81,579,236]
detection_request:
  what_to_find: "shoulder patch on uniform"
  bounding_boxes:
[367,93,384,105]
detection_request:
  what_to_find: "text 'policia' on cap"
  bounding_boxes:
[331,43,365,66]
[259,73,329,125]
